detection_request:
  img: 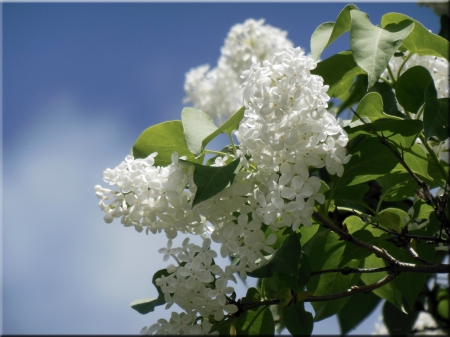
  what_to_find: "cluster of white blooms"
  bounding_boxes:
[94,153,206,239]
[184,19,293,123]
[140,238,236,335]
[235,47,350,231]
[383,52,449,99]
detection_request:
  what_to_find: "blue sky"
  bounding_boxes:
[2,2,442,334]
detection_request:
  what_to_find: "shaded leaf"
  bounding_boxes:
[336,137,400,187]
[248,232,301,278]
[130,268,170,314]
[283,302,314,336]
[423,82,450,141]
[311,51,365,98]
[338,283,381,334]
[395,66,433,114]
[305,228,362,321]
[360,252,404,311]
[235,307,274,335]
[350,10,414,88]
[132,121,202,166]
[346,118,423,149]
[383,299,419,335]
[188,159,240,207]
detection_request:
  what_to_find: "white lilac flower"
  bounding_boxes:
[184,19,293,123]
[95,153,206,238]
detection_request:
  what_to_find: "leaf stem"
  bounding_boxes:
[228,132,237,154]
[397,51,414,79]
[386,64,397,86]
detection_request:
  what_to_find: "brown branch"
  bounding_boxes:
[312,211,398,264]
[367,220,450,244]
[351,107,450,236]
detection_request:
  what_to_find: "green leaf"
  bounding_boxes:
[360,253,404,311]
[182,107,218,156]
[381,230,435,311]
[311,51,365,98]
[338,282,381,334]
[130,298,162,315]
[340,229,375,266]
[390,143,430,181]
[337,74,368,115]
[347,118,423,150]
[437,288,449,319]
[188,159,240,207]
[368,81,403,118]
[236,288,274,335]
[311,4,359,60]
[305,228,362,321]
[336,137,400,187]
[383,299,419,335]
[299,225,319,247]
[395,66,433,114]
[283,302,314,336]
[241,287,261,304]
[377,172,418,201]
[327,184,370,203]
[202,106,245,149]
[132,121,202,166]
[350,92,400,123]
[350,10,414,88]
[381,13,449,60]
[412,200,434,220]
[248,232,301,278]
[423,82,450,141]
[378,207,410,233]
[130,268,170,314]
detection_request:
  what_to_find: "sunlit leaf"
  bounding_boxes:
[350,10,414,88]
[132,121,202,166]
[182,107,218,156]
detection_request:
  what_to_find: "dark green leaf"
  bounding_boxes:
[337,137,400,187]
[390,143,430,181]
[383,299,419,335]
[130,268,170,314]
[283,302,314,336]
[132,121,202,166]
[360,252,404,311]
[182,107,218,156]
[188,159,240,206]
[236,288,274,335]
[311,51,365,98]
[306,228,362,321]
[368,81,403,118]
[248,232,301,278]
[350,10,414,88]
[346,118,423,149]
[377,172,418,201]
[381,13,449,60]
[311,4,359,60]
[338,282,381,334]
[423,82,450,141]
[395,66,433,114]
[337,74,368,115]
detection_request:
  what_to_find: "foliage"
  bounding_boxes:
[96,4,450,336]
